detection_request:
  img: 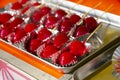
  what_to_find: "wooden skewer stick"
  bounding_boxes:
[85,22,103,42]
[85,4,114,42]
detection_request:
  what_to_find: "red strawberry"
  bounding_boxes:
[0,13,12,24]
[31,11,44,23]
[53,33,69,48]
[69,14,81,24]
[24,23,37,33]
[37,28,52,41]
[45,16,58,29]
[42,45,58,58]
[75,25,89,37]
[11,2,23,10]
[0,26,12,39]
[10,17,24,29]
[59,52,77,66]
[29,31,37,39]
[13,28,26,43]
[60,20,73,34]
[70,40,87,56]
[29,39,41,53]
[54,9,67,19]
[39,6,51,16]
[83,17,98,32]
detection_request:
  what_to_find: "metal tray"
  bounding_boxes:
[0,0,120,74]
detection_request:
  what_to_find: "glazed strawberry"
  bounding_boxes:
[70,40,87,56]
[31,11,44,23]
[39,6,51,16]
[37,28,52,41]
[29,39,41,53]
[54,9,67,19]
[60,20,74,34]
[75,25,89,37]
[10,17,24,29]
[13,28,26,43]
[29,31,37,39]
[59,52,77,66]
[53,33,69,48]
[83,17,98,32]
[24,23,37,33]
[0,26,12,39]
[42,45,58,58]
[0,13,12,24]
[69,14,81,24]
[11,2,23,10]
[45,16,58,29]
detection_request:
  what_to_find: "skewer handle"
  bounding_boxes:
[85,22,103,42]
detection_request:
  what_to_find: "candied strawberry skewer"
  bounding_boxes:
[71,3,113,38]
[73,2,102,34]
[0,16,24,40]
[82,4,114,33]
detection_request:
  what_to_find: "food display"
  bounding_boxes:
[1,0,117,74]
[0,0,101,66]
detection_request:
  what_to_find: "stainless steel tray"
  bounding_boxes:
[0,0,120,74]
